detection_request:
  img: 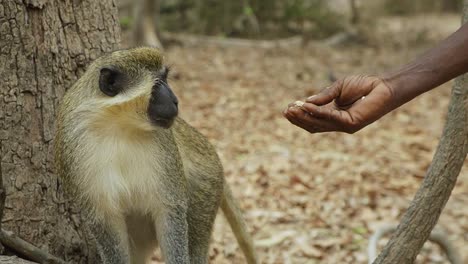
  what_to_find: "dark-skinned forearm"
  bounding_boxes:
[382,22,468,108]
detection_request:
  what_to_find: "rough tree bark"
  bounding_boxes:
[373,2,468,263]
[0,0,120,263]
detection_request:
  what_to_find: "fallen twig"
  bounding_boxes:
[0,229,67,264]
[0,256,38,264]
[255,230,296,247]
[162,32,302,49]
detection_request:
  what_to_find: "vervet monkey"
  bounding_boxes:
[55,47,257,264]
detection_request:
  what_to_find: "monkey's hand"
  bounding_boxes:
[283,75,395,134]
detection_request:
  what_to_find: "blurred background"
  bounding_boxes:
[117,1,467,263]
[118,0,463,46]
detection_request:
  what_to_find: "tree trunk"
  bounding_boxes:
[373,2,468,263]
[0,0,120,262]
[132,0,164,48]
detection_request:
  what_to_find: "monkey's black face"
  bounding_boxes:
[98,66,178,129]
[147,76,179,129]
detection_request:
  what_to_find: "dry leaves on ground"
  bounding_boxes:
[148,14,467,264]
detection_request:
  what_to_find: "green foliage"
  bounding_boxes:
[119,16,132,29]
[243,6,254,16]
[157,0,344,39]
[282,0,344,38]
[384,0,463,15]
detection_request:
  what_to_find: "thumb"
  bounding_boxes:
[305,80,342,106]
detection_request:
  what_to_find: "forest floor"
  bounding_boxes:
[145,14,467,264]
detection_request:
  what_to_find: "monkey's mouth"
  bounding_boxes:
[152,117,175,129]
[147,83,179,129]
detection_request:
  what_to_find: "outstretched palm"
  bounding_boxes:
[283,75,395,134]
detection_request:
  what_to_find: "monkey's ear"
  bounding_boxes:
[99,67,124,97]
[161,66,170,82]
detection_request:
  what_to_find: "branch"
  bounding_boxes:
[0,230,67,264]
[349,0,359,24]
[368,225,462,264]
[0,256,38,264]
[161,32,302,49]
[373,3,468,263]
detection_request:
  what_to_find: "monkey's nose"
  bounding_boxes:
[148,84,179,128]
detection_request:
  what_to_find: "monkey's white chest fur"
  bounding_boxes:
[79,134,165,218]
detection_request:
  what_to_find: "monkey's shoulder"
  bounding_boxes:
[172,117,223,174]
[172,117,217,155]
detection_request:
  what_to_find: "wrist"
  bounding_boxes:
[381,63,436,109]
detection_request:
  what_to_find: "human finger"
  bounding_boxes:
[285,107,338,133]
[305,80,342,106]
[300,102,350,123]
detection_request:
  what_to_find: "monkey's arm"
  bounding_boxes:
[367,225,462,264]
[89,218,130,264]
[172,118,258,264]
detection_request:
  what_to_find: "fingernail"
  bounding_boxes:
[307,95,317,100]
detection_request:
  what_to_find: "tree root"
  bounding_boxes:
[368,224,462,264]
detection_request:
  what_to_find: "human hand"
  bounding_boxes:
[283,75,395,134]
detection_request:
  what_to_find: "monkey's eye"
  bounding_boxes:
[99,67,125,97]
